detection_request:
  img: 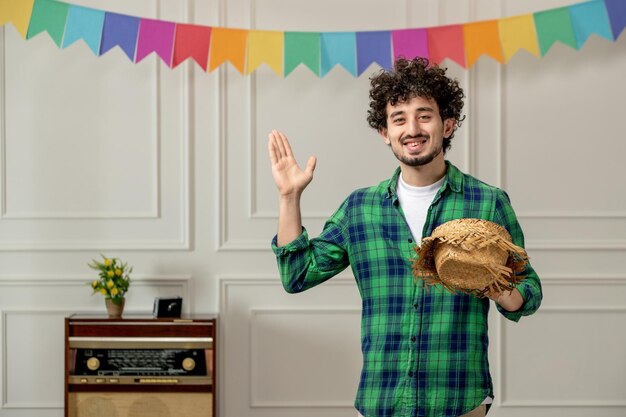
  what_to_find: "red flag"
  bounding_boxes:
[173,24,212,70]
[427,25,465,68]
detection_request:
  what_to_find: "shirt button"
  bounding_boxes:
[408,371,414,377]
[413,303,419,309]
[411,336,416,342]
[408,238,413,243]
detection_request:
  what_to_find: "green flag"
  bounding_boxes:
[284,32,320,76]
[27,0,70,47]
[534,7,576,56]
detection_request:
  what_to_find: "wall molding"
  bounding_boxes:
[0,42,159,221]
[249,307,360,408]
[0,0,190,251]
[498,304,626,408]
[218,275,357,414]
[1,309,76,409]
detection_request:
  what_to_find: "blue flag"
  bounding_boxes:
[321,32,357,77]
[99,12,140,61]
[356,31,392,75]
[569,0,613,48]
[604,0,626,39]
[63,5,105,54]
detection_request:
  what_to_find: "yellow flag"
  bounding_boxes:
[247,30,283,75]
[463,20,503,67]
[209,28,248,74]
[0,0,35,38]
[499,14,539,62]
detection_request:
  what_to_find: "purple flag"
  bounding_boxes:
[136,18,176,66]
[392,28,429,61]
[604,0,626,39]
[356,31,392,75]
[99,12,140,61]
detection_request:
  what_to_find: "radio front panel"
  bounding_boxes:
[65,315,217,417]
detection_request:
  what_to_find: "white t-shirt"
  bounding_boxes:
[396,173,444,242]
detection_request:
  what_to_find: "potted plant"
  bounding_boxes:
[88,255,132,318]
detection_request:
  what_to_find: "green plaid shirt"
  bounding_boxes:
[272,161,542,417]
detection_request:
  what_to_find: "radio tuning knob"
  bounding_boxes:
[182,358,196,371]
[86,357,100,371]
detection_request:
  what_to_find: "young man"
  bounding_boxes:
[268,57,542,417]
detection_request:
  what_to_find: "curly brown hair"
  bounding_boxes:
[367,57,465,151]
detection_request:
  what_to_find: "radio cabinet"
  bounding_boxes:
[64,314,217,417]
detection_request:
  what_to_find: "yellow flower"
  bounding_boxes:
[106,280,114,288]
[91,280,99,288]
[110,288,119,296]
[115,268,122,276]
[104,258,111,267]
[107,270,114,278]
[100,288,107,295]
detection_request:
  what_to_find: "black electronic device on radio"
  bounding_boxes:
[153,296,183,318]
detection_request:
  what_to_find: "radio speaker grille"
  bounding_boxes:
[68,392,213,417]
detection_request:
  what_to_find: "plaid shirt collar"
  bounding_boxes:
[385,160,464,202]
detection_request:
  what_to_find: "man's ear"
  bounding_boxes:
[379,128,391,145]
[443,119,456,139]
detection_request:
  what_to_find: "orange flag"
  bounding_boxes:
[499,14,539,61]
[0,0,35,38]
[247,30,283,75]
[463,20,503,67]
[209,28,248,74]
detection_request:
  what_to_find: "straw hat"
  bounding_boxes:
[412,218,528,297]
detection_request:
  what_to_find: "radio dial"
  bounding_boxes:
[182,357,195,371]
[86,357,100,371]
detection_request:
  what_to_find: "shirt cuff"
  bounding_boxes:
[496,280,535,322]
[271,227,309,257]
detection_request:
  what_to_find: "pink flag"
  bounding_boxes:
[392,28,429,61]
[427,25,465,67]
[136,18,176,66]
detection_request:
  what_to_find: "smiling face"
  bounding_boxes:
[379,95,455,170]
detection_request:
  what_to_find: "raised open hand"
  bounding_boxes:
[268,130,317,197]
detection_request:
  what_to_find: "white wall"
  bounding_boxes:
[1,0,625,416]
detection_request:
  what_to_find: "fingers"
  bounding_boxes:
[268,129,316,175]
[268,130,280,165]
[273,130,289,160]
[305,156,317,176]
[268,129,291,162]
[276,130,294,158]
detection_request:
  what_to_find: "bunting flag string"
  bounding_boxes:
[1,0,625,76]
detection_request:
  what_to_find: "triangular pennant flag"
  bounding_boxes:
[209,27,248,74]
[26,0,70,47]
[534,7,577,56]
[320,32,357,76]
[62,5,105,55]
[498,14,539,61]
[172,24,211,70]
[604,0,626,39]
[136,18,176,66]
[99,12,140,61]
[0,0,35,38]
[247,30,283,75]
[427,25,465,67]
[569,0,613,48]
[391,28,428,61]
[463,20,503,67]
[356,31,392,75]
[284,32,320,76]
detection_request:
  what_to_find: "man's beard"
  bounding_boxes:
[392,135,443,167]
